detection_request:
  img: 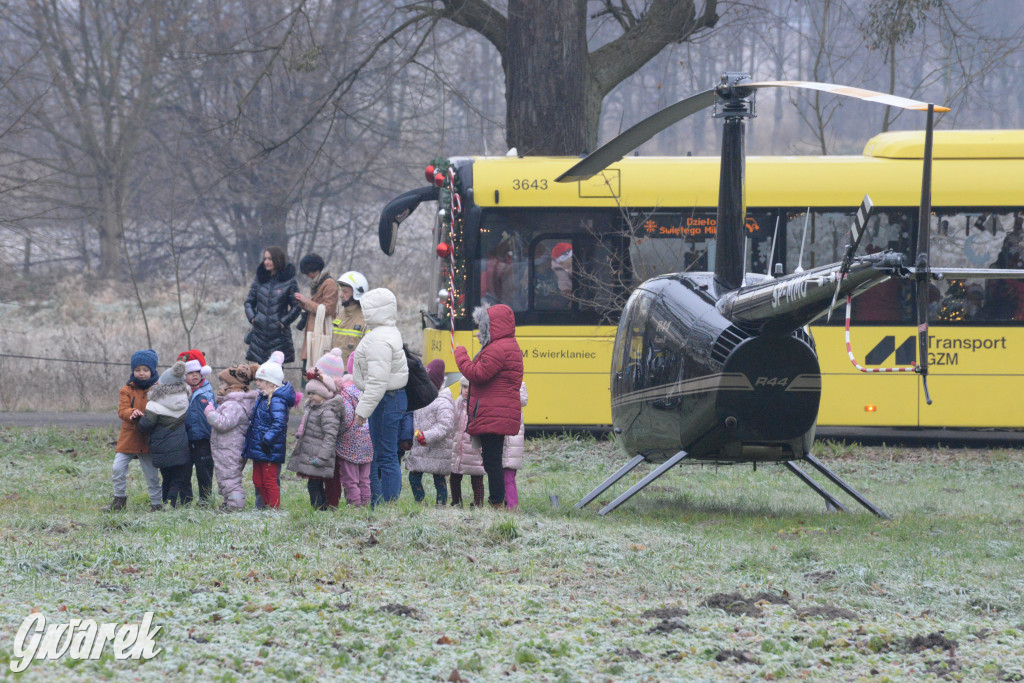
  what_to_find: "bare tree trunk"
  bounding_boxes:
[506,0,588,155]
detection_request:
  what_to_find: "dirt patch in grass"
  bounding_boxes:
[613,647,645,661]
[640,606,689,620]
[703,591,787,617]
[794,605,858,621]
[646,618,690,634]
[804,569,838,583]
[381,603,421,619]
[904,632,958,653]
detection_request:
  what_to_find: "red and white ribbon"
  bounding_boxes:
[844,296,916,373]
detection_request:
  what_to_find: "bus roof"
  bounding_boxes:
[463,130,1024,209]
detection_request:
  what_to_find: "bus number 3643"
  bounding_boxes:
[511,179,548,190]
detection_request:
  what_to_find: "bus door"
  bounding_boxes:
[922,209,1024,427]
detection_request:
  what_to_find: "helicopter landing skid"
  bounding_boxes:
[575,455,645,509]
[785,461,847,513]
[597,450,690,516]
[800,453,890,519]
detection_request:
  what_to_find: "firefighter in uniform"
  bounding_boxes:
[332,271,369,365]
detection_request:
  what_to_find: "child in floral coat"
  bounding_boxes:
[328,352,374,507]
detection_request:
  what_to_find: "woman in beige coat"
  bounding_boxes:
[294,253,339,368]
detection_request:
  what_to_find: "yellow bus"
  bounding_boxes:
[381,130,1024,431]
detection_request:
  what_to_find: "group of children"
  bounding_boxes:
[110,345,526,511]
[403,359,528,510]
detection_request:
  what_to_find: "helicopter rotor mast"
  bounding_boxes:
[713,73,756,294]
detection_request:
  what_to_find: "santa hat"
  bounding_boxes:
[551,242,573,264]
[315,348,347,379]
[256,351,285,386]
[177,349,212,377]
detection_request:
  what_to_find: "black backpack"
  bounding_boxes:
[403,345,438,411]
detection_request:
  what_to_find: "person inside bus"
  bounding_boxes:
[551,242,573,299]
[533,242,568,310]
[982,247,1024,321]
[481,236,516,307]
[851,244,903,323]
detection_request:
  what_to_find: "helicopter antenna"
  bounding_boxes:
[768,215,781,276]
[795,209,810,273]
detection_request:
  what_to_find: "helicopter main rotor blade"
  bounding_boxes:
[745,80,950,112]
[555,89,716,183]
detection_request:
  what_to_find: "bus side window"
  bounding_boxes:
[480,231,528,311]
[533,238,572,310]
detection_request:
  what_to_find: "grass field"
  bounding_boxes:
[1,427,1022,681]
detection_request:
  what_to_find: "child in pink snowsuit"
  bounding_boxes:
[205,363,260,511]
[331,352,374,506]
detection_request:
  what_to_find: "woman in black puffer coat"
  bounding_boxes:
[244,246,302,363]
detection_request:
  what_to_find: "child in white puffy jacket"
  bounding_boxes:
[501,382,528,510]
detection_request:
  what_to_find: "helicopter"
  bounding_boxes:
[558,73,1024,518]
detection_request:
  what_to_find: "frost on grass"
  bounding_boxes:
[1,428,1023,681]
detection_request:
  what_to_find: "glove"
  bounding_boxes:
[204,403,215,415]
[399,439,413,452]
[415,430,426,446]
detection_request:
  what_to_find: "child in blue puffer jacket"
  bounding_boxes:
[179,349,217,504]
[243,351,297,509]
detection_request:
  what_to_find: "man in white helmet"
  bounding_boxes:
[332,271,368,365]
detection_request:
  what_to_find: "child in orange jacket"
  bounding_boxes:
[105,349,163,512]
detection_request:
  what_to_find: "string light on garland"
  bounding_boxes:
[425,158,468,342]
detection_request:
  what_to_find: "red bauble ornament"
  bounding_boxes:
[434,172,445,187]
[436,242,452,259]
[424,164,435,183]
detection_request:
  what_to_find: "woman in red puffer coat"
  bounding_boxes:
[453,303,524,507]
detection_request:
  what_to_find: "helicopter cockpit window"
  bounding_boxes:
[929,209,1024,322]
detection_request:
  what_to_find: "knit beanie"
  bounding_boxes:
[130,349,158,375]
[158,360,187,385]
[299,253,326,275]
[305,377,335,400]
[425,358,445,390]
[256,351,285,386]
[177,349,212,377]
[217,363,259,397]
[315,348,347,379]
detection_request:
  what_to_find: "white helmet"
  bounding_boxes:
[337,271,369,301]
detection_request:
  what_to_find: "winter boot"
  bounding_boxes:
[103,496,127,512]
